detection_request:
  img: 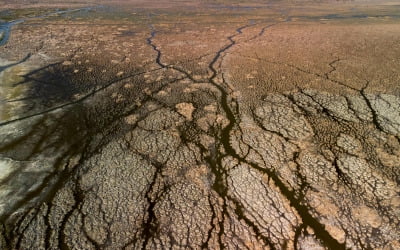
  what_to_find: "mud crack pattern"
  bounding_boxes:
[0,2,400,250]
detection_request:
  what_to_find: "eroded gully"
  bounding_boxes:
[146,14,346,249]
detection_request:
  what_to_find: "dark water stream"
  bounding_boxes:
[0,20,23,46]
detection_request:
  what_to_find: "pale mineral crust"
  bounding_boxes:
[0,1,399,250]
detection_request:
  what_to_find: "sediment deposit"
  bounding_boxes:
[0,1,399,249]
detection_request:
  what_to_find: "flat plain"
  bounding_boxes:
[0,0,399,249]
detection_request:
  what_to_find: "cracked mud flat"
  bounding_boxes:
[0,0,400,249]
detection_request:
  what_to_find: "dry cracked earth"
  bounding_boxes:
[0,0,399,249]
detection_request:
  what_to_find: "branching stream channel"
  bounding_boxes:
[0,2,399,250]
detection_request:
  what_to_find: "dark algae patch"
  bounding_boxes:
[0,1,399,249]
